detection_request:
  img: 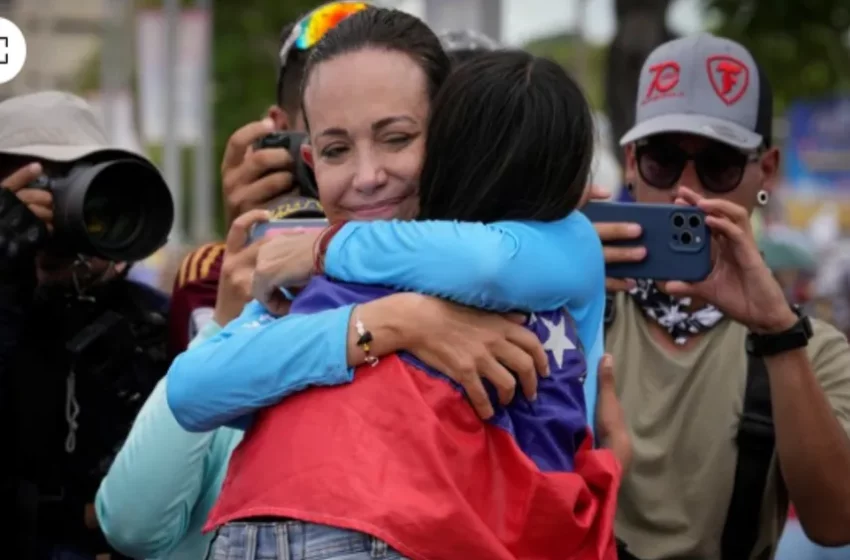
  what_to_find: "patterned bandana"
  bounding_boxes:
[629,279,724,345]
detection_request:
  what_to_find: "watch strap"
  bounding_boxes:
[746,306,813,357]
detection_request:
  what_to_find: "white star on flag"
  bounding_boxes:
[539,315,576,369]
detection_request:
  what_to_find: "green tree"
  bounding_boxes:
[706,0,850,114]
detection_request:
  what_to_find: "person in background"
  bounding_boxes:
[597,34,850,559]
[164,2,357,359]
[758,226,818,309]
[0,91,170,560]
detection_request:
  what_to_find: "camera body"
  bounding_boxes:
[253,131,319,199]
[29,158,174,262]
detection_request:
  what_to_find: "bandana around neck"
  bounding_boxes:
[628,279,724,345]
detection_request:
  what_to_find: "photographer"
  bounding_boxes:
[598,35,850,558]
[166,7,331,358]
[0,91,173,559]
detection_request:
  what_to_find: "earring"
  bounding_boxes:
[626,183,633,193]
[756,189,769,206]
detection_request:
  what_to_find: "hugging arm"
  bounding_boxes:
[166,214,608,432]
[324,213,607,424]
[325,212,603,312]
[166,295,412,432]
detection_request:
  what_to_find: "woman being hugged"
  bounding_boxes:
[169,7,623,560]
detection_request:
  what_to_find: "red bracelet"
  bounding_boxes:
[313,221,347,275]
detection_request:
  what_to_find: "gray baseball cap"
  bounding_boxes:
[0,90,142,163]
[620,33,772,150]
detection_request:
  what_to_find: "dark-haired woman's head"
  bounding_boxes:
[418,50,594,223]
[300,7,451,223]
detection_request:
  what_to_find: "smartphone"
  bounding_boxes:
[582,201,711,282]
[248,218,329,244]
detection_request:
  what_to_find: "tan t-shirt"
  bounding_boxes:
[607,293,850,560]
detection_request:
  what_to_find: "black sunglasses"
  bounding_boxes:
[635,139,761,194]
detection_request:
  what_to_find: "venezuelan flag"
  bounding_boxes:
[206,277,621,560]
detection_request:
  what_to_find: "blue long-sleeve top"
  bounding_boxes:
[167,212,605,434]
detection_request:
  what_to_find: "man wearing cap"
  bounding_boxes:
[596,34,850,559]
[0,91,171,559]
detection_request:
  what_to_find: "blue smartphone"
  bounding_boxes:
[582,201,712,282]
[248,218,329,244]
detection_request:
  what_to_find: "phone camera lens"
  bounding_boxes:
[672,213,685,228]
[689,215,702,228]
[680,231,693,245]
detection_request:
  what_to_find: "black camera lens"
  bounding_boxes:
[83,181,143,251]
[689,215,702,228]
[672,213,685,228]
[680,231,693,245]
[50,159,174,262]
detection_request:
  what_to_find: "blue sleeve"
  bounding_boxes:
[324,212,600,312]
[94,380,228,557]
[95,322,239,558]
[166,300,355,432]
[581,302,605,436]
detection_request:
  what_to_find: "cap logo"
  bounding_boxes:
[643,61,681,104]
[706,55,749,106]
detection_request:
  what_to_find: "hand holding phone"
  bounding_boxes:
[583,202,711,283]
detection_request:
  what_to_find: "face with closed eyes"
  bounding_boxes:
[301,48,427,223]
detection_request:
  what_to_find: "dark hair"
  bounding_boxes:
[276,21,309,115]
[418,51,594,223]
[300,7,451,119]
[448,49,490,65]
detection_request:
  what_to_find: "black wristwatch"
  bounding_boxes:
[746,305,813,357]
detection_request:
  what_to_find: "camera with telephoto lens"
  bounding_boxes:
[29,158,174,262]
[253,131,319,199]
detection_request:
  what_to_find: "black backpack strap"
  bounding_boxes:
[616,538,642,560]
[720,350,775,560]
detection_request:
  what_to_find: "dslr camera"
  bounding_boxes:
[253,131,319,200]
[29,158,174,262]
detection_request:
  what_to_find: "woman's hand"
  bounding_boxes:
[214,209,271,325]
[397,294,549,420]
[594,354,631,471]
[252,227,323,315]
[662,186,797,334]
[586,186,645,292]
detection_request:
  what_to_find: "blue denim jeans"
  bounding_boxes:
[209,521,409,560]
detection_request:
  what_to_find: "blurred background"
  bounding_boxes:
[0,0,848,315]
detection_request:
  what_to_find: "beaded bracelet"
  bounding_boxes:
[354,313,379,367]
